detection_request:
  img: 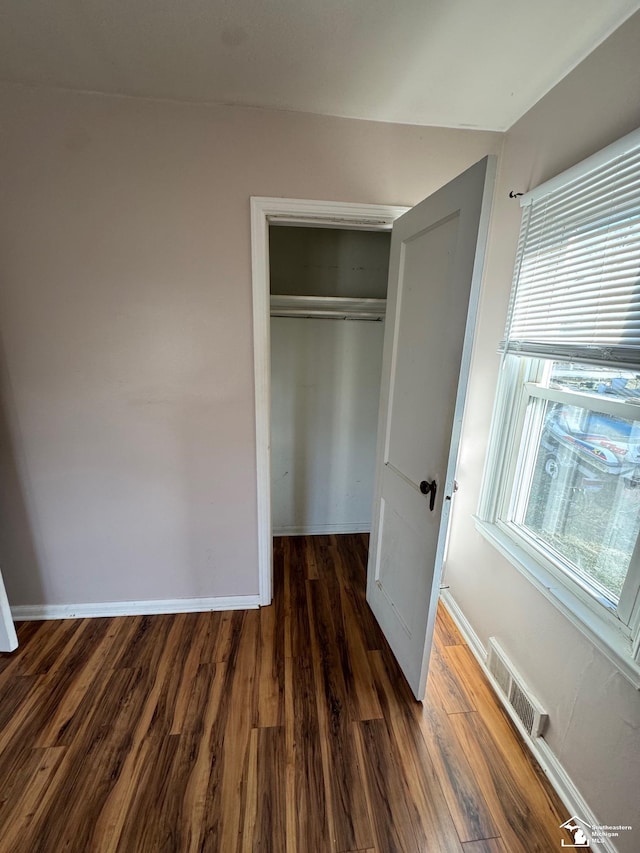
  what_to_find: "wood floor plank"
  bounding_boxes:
[161,661,228,853]
[14,619,44,646]
[22,618,176,851]
[425,637,476,715]
[22,618,82,675]
[332,533,367,591]
[184,610,218,663]
[329,534,383,652]
[241,727,260,853]
[442,644,573,848]
[340,579,384,653]
[289,656,331,852]
[43,615,144,748]
[0,744,57,832]
[313,536,339,586]
[369,650,466,851]
[305,536,320,580]
[0,620,111,760]
[35,616,125,746]
[111,734,182,852]
[46,614,184,849]
[196,611,258,853]
[169,613,214,735]
[33,617,101,681]
[87,614,192,850]
[253,587,284,728]
[442,644,522,732]
[0,535,571,852]
[0,747,66,851]
[208,610,244,664]
[0,674,39,736]
[355,718,428,853]
[307,578,373,852]
[0,618,79,682]
[283,537,293,662]
[330,538,382,721]
[320,541,362,724]
[149,613,206,734]
[414,702,500,843]
[436,603,465,646]
[15,665,151,852]
[249,726,286,852]
[272,529,286,665]
[0,621,42,676]
[116,613,176,671]
[287,538,313,659]
[338,580,383,721]
[284,653,297,853]
[462,839,510,853]
[448,711,573,852]
[443,642,572,833]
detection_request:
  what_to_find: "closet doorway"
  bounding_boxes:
[251,198,409,606]
[269,224,390,540]
[253,162,494,699]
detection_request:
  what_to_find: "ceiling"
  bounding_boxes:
[0,0,638,131]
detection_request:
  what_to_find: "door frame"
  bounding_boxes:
[0,568,18,652]
[251,197,409,605]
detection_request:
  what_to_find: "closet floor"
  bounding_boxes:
[0,534,572,852]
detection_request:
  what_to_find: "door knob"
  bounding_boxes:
[419,479,437,511]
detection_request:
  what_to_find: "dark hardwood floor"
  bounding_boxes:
[0,534,571,851]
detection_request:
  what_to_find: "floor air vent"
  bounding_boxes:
[486,638,548,737]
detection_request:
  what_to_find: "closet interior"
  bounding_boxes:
[269,224,391,536]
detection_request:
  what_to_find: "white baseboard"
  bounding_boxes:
[11,594,261,621]
[439,590,617,853]
[272,522,370,536]
[440,588,487,661]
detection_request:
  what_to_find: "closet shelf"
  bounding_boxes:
[270,295,386,321]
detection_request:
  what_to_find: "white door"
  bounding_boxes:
[0,568,18,652]
[367,157,495,699]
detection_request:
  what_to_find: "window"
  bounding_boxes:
[478,129,640,685]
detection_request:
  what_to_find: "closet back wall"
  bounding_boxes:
[270,226,390,535]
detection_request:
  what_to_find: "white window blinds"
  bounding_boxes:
[501,127,640,368]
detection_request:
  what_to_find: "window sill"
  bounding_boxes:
[474,517,640,690]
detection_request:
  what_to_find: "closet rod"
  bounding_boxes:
[271,310,383,321]
[270,294,386,321]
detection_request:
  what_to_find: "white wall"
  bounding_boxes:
[444,12,640,850]
[271,317,384,535]
[269,226,390,299]
[0,82,501,607]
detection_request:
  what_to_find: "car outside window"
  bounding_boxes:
[506,360,640,612]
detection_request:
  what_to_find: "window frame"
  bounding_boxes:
[478,128,640,688]
[477,354,640,688]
